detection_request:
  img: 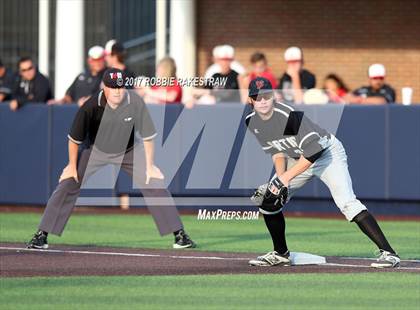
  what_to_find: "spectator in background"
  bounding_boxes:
[49,46,106,106]
[276,46,316,104]
[346,64,395,104]
[0,59,16,102]
[104,39,116,58]
[139,57,182,104]
[204,45,246,79]
[188,45,240,106]
[239,52,277,103]
[104,40,136,81]
[9,56,52,111]
[248,52,277,88]
[323,73,349,104]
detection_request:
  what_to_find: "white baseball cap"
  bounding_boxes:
[284,46,302,62]
[88,46,104,60]
[104,39,116,55]
[212,45,222,58]
[215,45,235,60]
[368,64,386,78]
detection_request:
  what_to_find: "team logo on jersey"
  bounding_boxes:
[255,80,264,89]
[268,137,301,154]
[124,117,133,122]
[254,129,259,134]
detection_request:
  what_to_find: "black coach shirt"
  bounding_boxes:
[68,90,157,154]
[66,69,105,102]
[245,102,330,162]
[205,70,240,103]
[277,69,316,104]
[12,71,53,107]
[353,84,396,103]
[0,68,16,101]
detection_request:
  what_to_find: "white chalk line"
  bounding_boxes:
[1,246,419,271]
[323,263,420,271]
[0,247,249,261]
[342,256,420,263]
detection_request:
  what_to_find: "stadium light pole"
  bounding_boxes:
[38,0,49,77]
[169,0,196,79]
[54,0,84,98]
[155,0,167,66]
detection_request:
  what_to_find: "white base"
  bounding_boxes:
[289,252,326,265]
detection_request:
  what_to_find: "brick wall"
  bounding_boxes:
[196,0,420,103]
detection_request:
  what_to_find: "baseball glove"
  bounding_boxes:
[251,177,288,213]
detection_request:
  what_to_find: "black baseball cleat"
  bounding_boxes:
[27,230,48,249]
[173,230,196,249]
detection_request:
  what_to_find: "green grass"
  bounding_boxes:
[1,274,419,310]
[1,212,419,309]
[0,212,419,258]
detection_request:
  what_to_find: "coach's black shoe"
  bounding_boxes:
[27,230,48,249]
[173,230,196,249]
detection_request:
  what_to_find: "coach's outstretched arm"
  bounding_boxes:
[58,140,79,183]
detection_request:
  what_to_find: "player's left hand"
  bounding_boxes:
[264,177,289,207]
[146,165,164,184]
[251,177,289,213]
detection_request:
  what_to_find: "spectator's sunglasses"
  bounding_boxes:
[370,76,384,80]
[20,65,34,73]
[250,92,274,102]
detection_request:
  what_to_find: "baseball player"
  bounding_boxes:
[27,68,196,250]
[245,77,399,268]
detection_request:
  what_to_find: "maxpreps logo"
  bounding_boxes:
[197,209,259,220]
[110,72,124,87]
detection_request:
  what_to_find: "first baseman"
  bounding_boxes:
[27,68,196,250]
[245,77,399,268]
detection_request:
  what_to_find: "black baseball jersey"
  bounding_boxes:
[66,69,105,102]
[277,69,316,103]
[12,71,53,107]
[68,90,156,154]
[205,70,240,103]
[245,102,330,162]
[0,68,16,101]
[353,84,395,103]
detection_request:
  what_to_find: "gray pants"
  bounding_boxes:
[39,146,183,236]
[261,136,367,221]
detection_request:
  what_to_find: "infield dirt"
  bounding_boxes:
[1,243,419,277]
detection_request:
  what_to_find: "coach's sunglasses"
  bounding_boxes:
[20,65,34,73]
